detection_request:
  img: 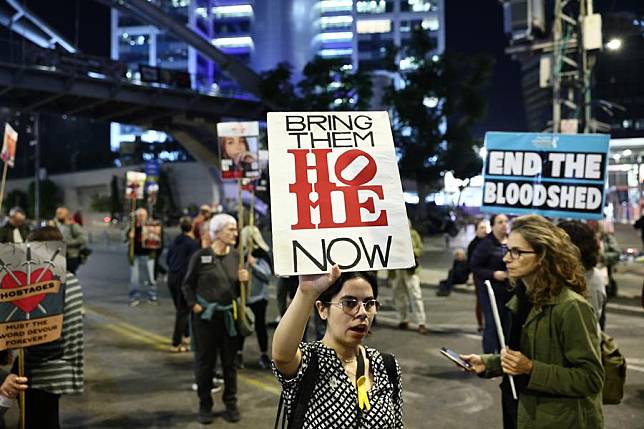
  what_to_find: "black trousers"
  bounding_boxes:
[22,388,60,429]
[192,312,237,410]
[167,271,190,347]
[67,257,81,275]
[238,299,268,353]
[501,379,518,429]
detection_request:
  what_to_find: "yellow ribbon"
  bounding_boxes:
[356,375,371,411]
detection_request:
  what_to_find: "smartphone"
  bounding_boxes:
[439,347,472,370]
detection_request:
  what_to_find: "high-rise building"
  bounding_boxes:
[110,0,445,155]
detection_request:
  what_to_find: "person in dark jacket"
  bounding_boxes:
[166,216,199,352]
[0,207,29,243]
[467,220,489,331]
[470,214,511,353]
[463,215,603,429]
[182,213,249,425]
[436,248,469,296]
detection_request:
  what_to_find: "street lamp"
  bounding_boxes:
[606,38,622,51]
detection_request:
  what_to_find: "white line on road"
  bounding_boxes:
[607,303,644,314]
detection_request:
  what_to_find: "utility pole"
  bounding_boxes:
[33,114,40,224]
[551,0,599,133]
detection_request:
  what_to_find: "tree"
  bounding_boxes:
[28,179,63,220]
[260,57,373,111]
[384,28,492,220]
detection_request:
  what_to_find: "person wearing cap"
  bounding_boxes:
[0,207,29,243]
[236,225,273,369]
[182,213,249,425]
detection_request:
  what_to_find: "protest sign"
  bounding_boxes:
[125,171,146,200]
[481,132,610,220]
[267,111,414,275]
[142,222,162,249]
[1,123,17,168]
[217,121,260,180]
[0,242,66,350]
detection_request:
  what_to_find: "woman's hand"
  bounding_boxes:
[247,255,256,267]
[493,270,508,281]
[460,354,486,374]
[238,269,250,283]
[0,374,28,398]
[501,348,533,375]
[193,303,204,314]
[298,265,341,298]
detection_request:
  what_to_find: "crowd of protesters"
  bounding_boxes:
[0,199,637,428]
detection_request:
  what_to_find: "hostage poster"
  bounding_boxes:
[0,242,67,350]
[267,111,414,275]
[217,121,260,180]
[481,132,610,220]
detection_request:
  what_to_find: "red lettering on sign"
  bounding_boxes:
[288,149,388,230]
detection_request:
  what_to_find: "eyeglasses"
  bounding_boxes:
[326,298,381,314]
[503,247,537,260]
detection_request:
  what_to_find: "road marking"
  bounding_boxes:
[607,303,644,314]
[628,365,644,373]
[84,305,281,395]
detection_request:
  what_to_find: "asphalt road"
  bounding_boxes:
[9,244,643,428]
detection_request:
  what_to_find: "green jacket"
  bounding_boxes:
[481,287,604,429]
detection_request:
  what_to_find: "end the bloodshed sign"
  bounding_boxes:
[0,242,66,350]
[481,132,610,220]
[268,111,415,275]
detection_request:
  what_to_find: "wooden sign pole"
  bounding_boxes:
[0,161,8,215]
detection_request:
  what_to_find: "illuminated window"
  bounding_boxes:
[356,0,387,14]
[319,48,353,57]
[212,36,254,49]
[356,19,392,34]
[212,4,253,19]
[317,0,352,13]
[317,32,353,42]
[319,15,353,30]
[406,0,432,12]
[422,17,440,31]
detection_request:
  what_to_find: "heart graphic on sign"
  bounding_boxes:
[1,268,54,313]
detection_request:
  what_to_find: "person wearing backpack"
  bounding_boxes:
[272,268,403,429]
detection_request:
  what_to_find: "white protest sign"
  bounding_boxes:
[268,111,414,275]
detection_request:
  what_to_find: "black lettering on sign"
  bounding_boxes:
[486,151,606,181]
[482,179,604,214]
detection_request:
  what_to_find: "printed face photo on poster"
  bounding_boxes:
[219,135,260,179]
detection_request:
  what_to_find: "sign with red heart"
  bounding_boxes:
[0,241,66,350]
[0,268,56,313]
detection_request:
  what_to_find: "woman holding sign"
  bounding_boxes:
[272,268,403,429]
[461,215,603,429]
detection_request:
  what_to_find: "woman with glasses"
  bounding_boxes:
[462,215,604,429]
[272,267,403,428]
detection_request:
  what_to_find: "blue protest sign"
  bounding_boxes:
[481,132,610,220]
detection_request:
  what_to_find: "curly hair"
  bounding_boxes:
[557,220,600,271]
[510,215,586,307]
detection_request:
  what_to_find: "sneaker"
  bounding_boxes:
[223,405,240,423]
[197,407,214,424]
[129,299,141,307]
[417,324,429,335]
[148,298,159,306]
[191,383,222,394]
[258,353,271,370]
[235,352,244,369]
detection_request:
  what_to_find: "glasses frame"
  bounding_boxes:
[326,298,381,315]
[504,247,537,260]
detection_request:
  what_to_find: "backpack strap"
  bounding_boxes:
[381,353,400,401]
[288,351,319,428]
